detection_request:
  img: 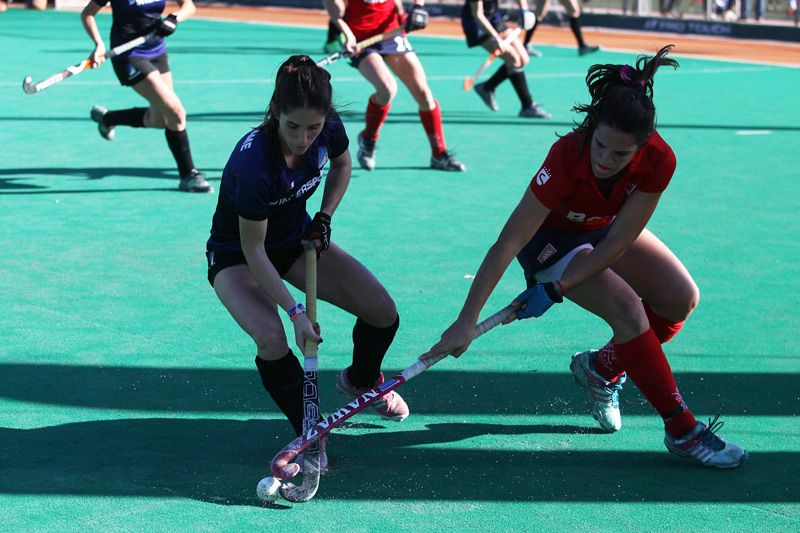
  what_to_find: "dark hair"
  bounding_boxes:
[262,55,333,131]
[572,45,679,145]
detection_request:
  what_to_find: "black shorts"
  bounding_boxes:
[516,225,611,287]
[350,34,414,69]
[111,53,169,87]
[462,12,508,48]
[206,241,304,287]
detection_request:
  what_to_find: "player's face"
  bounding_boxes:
[277,107,327,155]
[590,123,639,179]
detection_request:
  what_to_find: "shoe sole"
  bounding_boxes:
[665,444,749,469]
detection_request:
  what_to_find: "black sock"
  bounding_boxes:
[349,315,400,388]
[569,16,587,48]
[484,64,509,92]
[524,19,538,46]
[255,352,304,436]
[508,68,534,109]
[327,21,340,42]
[103,107,147,128]
[164,128,196,177]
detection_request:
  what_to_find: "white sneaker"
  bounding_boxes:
[570,350,625,432]
[90,105,115,141]
[664,417,748,469]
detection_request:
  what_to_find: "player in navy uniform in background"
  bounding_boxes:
[206,56,409,466]
[424,46,747,469]
[462,0,551,118]
[324,0,465,172]
[80,0,212,193]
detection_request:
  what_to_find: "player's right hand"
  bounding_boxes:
[420,318,476,360]
[343,32,358,56]
[493,35,510,54]
[89,43,106,67]
[292,312,323,354]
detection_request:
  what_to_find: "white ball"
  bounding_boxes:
[256,477,282,502]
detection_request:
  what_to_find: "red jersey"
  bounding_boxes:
[344,0,403,42]
[530,130,676,231]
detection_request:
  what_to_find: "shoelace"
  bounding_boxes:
[695,414,726,452]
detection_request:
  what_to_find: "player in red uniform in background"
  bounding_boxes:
[423,45,748,469]
[323,0,466,172]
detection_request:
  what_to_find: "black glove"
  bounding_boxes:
[405,5,428,32]
[157,14,179,37]
[303,212,332,256]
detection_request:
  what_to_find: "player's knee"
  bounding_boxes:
[252,326,288,356]
[672,281,700,321]
[365,292,397,328]
[607,294,649,337]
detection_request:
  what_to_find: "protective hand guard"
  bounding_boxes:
[515,282,563,319]
[519,9,536,31]
[405,5,429,32]
[157,14,179,37]
[302,211,332,255]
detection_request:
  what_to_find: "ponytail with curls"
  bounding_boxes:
[573,45,679,145]
[262,55,333,131]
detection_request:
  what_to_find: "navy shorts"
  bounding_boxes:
[517,225,611,287]
[350,34,414,68]
[111,53,169,87]
[206,241,305,287]
[462,11,508,48]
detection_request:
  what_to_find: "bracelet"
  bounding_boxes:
[288,303,306,321]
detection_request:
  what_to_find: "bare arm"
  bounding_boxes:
[324,0,357,52]
[470,0,504,44]
[239,217,299,313]
[318,150,351,217]
[559,190,662,294]
[81,1,106,65]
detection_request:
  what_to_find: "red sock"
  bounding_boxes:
[594,302,685,381]
[418,100,446,157]
[614,328,697,438]
[364,95,391,141]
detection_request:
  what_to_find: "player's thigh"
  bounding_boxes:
[558,0,581,17]
[213,265,289,357]
[386,52,433,98]
[357,53,398,97]
[132,71,181,115]
[610,229,699,321]
[563,252,649,341]
[284,243,396,328]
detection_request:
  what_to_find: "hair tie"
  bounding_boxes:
[620,65,646,89]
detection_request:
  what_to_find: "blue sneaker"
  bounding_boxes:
[570,350,625,432]
[665,416,748,469]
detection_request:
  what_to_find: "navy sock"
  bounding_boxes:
[485,65,509,92]
[164,128,196,177]
[569,16,587,47]
[104,107,146,128]
[350,315,400,387]
[508,69,533,109]
[255,351,304,436]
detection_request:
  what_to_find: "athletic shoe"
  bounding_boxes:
[430,150,466,172]
[178,169,214,193]
[578,44,601,56]
[664,416,748,469]
[474,82,499,111]
[519,104,552,119]
[357,133,376,171]
[298,434,328,474]
[570,350,625,432]
[90,105,115,141]
[336,367,409,422]
[526,44,543,57]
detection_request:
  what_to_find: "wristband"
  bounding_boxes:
[288,303,306,321]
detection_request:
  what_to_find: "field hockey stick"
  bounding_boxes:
[279,244,323,503]
[22,32,156,95]
[271,303,517,483]
[463,27,522,91]
[316,28,405,67]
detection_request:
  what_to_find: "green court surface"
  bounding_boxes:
[2,9,799,532]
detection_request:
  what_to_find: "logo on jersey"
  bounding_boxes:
[536,167,551,186]
[537,243,557,264]
[240,130,258,152]
[268,175,322,207]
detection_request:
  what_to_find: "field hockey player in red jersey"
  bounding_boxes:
[323,0,466,172]
[206,56,410,468]
[81,0,212,193]
[423,45,747,469]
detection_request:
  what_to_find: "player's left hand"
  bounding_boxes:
[405,5,429,32]
[513,282,563,320]
[301,211,332,256]
[157,14,179,37]
[519,9,536,30]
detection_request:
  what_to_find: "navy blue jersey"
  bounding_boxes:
[207,114,349,253]
[462,0,500,20]
[92,0,167,58]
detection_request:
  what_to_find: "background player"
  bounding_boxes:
[423,46,747,469]
[523,0,599,56]
[206,56,409,465]
[80,0,212,193]
[324,0,466,172]
[462,0,551,118]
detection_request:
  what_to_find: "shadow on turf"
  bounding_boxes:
[0,363,797,417]
[0,418,796,503]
